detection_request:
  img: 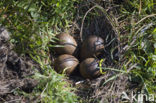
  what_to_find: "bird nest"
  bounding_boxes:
[70,2,131,102]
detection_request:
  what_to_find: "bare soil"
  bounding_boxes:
[0,28,38,103]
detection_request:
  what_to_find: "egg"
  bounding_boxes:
[54,54,79,75]
[79,58,101,79]
[55,33,77,55]
[80,35,104,60]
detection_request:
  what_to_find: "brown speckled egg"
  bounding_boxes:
[80,35,104,60]
[79,58,101,79]
[55,33,77,55]
[54,54,79,75]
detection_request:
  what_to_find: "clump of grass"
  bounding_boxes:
[0,0,78,55]
[118,0,156,94]
[31,54,78,103]
[95,0,156,99]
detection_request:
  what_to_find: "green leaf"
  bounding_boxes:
[56,2,60,7]
[152,28,156,40]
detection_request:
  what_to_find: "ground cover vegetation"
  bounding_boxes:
[0,0,156,103]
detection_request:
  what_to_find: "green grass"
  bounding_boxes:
[99,0,156,100]
[119,0,156,95]
[0,0,79,103]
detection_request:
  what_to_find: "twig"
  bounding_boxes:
[80,5,97,42]
[127,63,137,73]
[135,14,156,25]
[0,97,6,102]
[41,83,48,98]
[5,99,21,103]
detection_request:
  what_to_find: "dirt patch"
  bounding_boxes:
[0,27,38,103]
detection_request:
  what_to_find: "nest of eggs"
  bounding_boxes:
[52,7,119,80]
[51,6,128,101]
[53,29,118,80]
[52,3,121,80]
